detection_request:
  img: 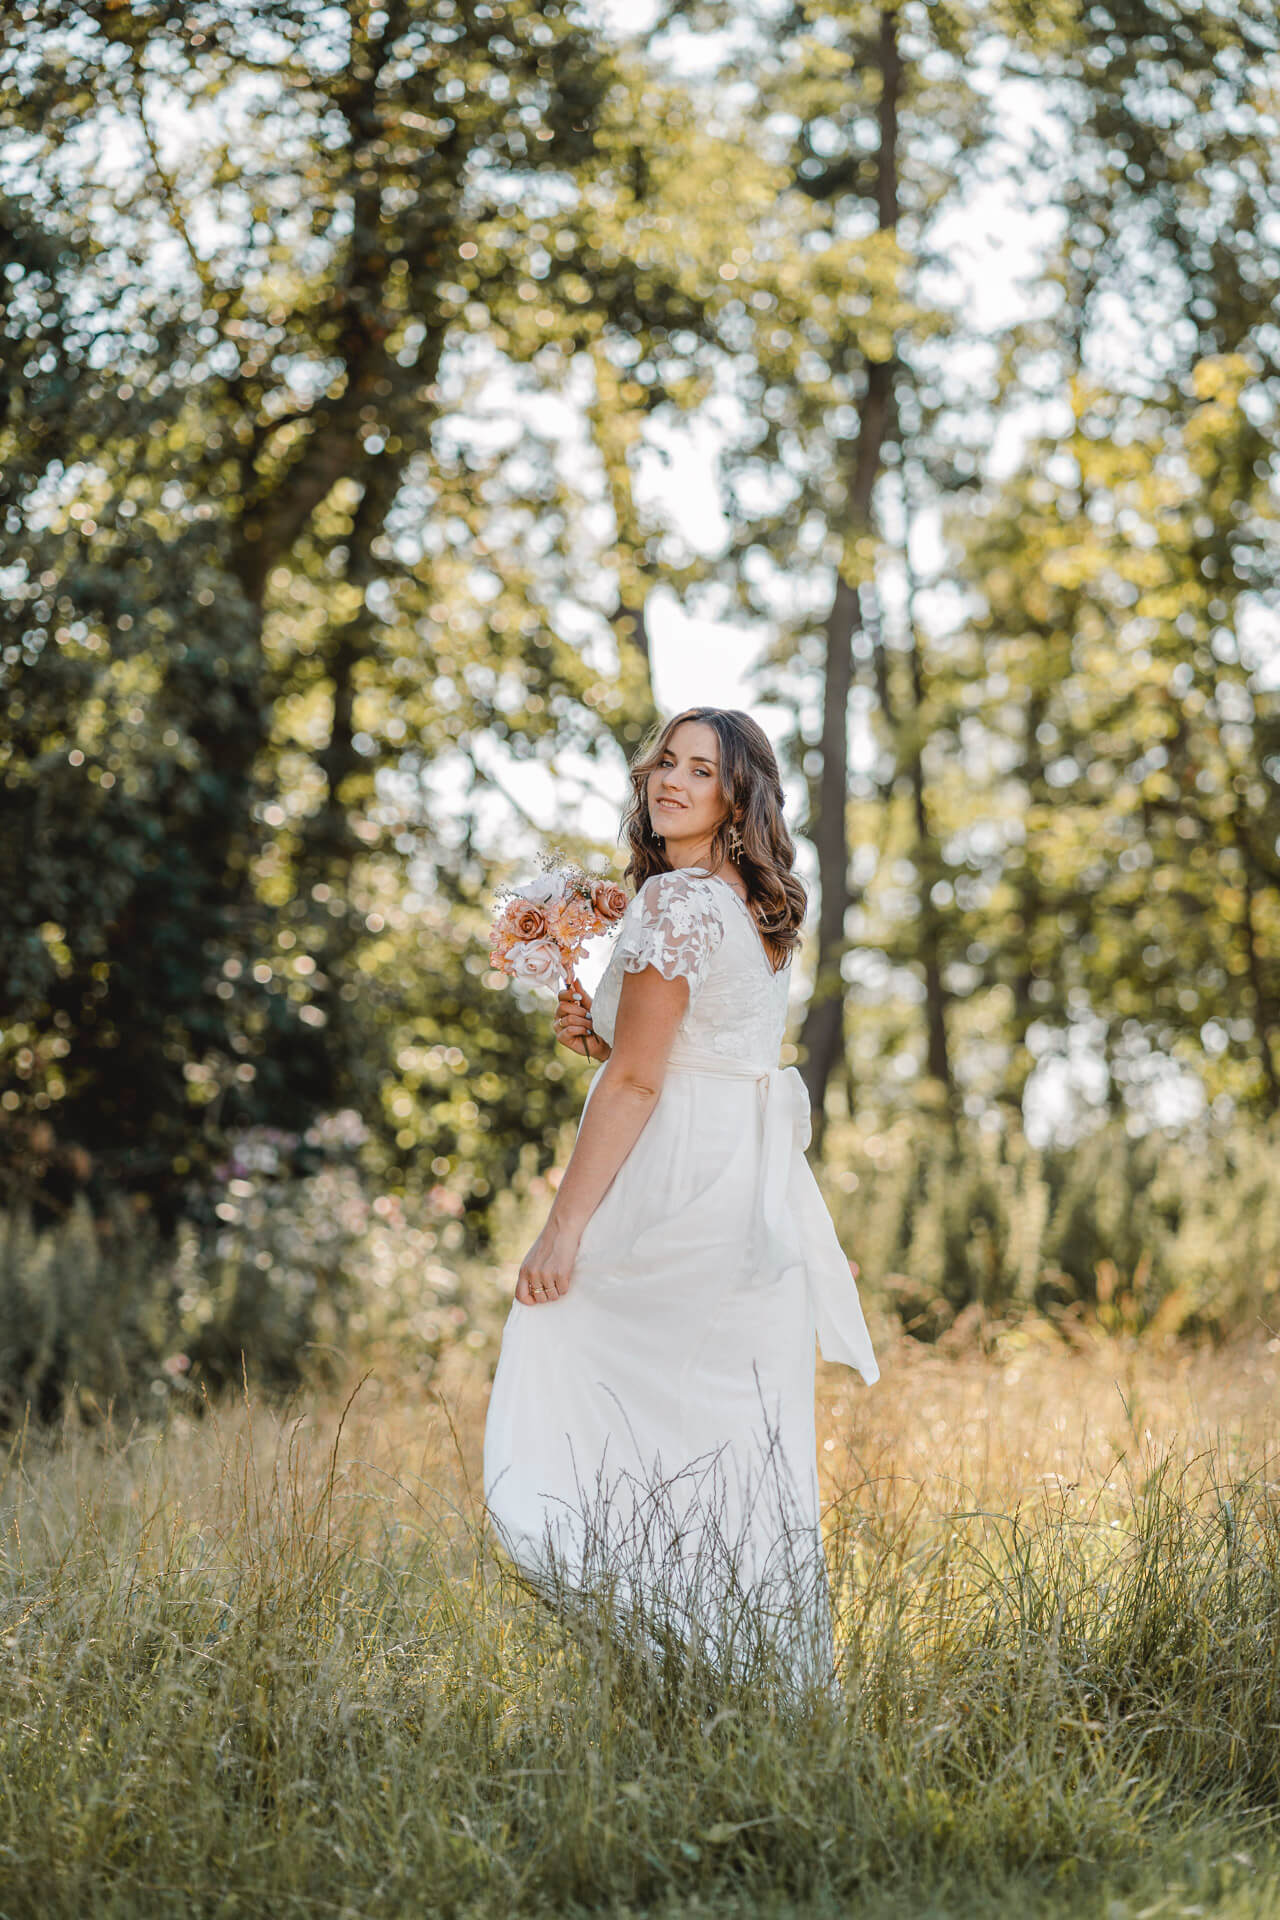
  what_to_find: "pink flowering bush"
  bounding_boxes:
[0,1109,473,1425]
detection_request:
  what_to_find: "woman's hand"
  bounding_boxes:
[515,1218,580,1306]
[555,984,610,1061]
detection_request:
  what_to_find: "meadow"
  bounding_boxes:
[2,1318,1278,1920]
[7,9,1280,1914]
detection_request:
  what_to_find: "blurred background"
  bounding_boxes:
[3,0,1279,1420]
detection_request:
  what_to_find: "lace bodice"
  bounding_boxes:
[590,869,791,1070]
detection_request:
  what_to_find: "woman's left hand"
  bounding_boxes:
[515,1219,580,1306]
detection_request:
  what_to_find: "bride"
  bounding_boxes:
[483,707,878,1682]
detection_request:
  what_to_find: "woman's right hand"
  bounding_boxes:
[555,985,610,1061]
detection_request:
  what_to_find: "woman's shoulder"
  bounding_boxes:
[631,868,727,929]
[635,869,792,978]
[610,869,727,987]
[635,866,720,905]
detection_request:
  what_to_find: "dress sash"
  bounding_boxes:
[663,1042,811,1278]
[660,1044,878,1381]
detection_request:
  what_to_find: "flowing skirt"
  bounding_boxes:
[483,1063,851,1684]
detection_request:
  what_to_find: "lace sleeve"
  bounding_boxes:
[614,870,725,1001]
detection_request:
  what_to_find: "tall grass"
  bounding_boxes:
[1,1332,1277,1917]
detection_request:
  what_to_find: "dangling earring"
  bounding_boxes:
[647,816,664,846]
[728,820,743,860]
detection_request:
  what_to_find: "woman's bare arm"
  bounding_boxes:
[515,965,687,1304]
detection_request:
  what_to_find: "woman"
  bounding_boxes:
[483,708,878,1681]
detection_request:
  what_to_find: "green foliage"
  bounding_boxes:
[0,0,671,1218]
[5,0,1280,1283]
[820,1110,1280,1338]
[947,4,1280,1116]
[0,1115,485,1425]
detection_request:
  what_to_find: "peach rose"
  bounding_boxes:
[507,900,549,943]
[590,880,628,924]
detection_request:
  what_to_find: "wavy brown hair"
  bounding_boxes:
[620,708,807,972]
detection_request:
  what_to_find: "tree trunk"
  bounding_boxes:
[797,7,901,1137]
[901,556,953,1103]
[1238,815,1280,1113]
[800,574,860,1134]
[298,445,411,882]
[1002,685,1047,1117]
[590,345,659,749]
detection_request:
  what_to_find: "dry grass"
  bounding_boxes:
[1,1324,1278,1918]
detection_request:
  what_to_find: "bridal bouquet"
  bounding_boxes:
[489,852,628,997]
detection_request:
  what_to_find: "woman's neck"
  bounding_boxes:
[677,856,741,891]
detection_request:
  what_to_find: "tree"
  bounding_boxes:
[958,0,1280,1124]
[0,1,775,1221]
[685,0,994,1139]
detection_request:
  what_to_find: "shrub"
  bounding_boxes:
[0,1115,470,1425]
[819,1111,1280,1340]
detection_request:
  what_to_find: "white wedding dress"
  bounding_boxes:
[483,868,878,1682]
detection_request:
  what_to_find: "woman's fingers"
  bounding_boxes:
[517,1219,579,1305]
[516,1263,571,1304]
[554,990,595,1055]
[515,1269,536,1304]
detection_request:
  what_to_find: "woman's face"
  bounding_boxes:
[646,720,731,856]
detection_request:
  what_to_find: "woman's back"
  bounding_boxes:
[590,867,791,1071]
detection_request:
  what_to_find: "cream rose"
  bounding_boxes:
[506,938,561,986]
[515,873,559,907]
